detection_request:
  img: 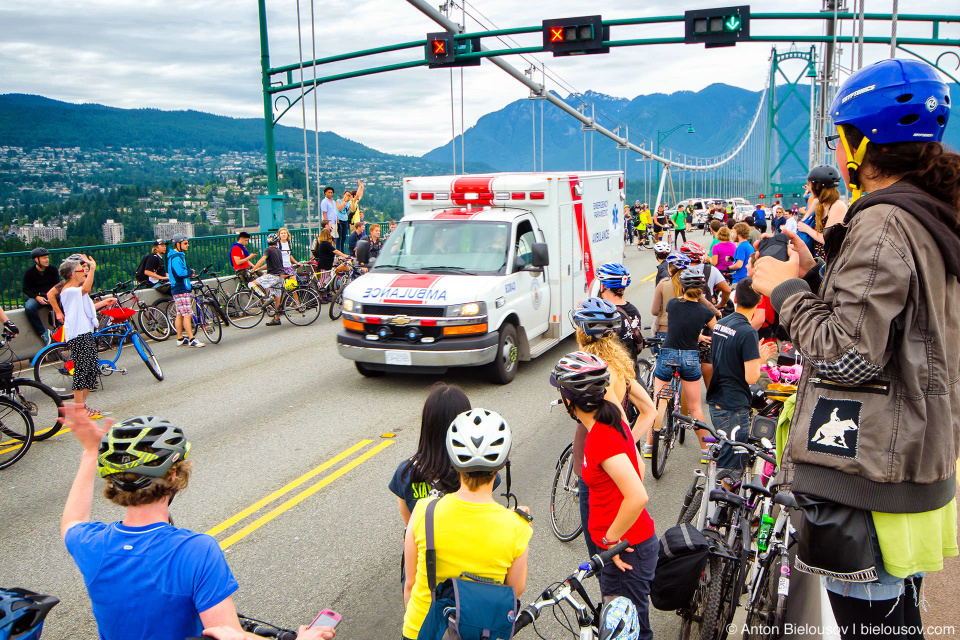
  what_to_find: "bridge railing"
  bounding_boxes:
[1,229,315,310]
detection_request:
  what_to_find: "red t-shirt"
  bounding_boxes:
[230,244,250,271]
[581,420,655,548]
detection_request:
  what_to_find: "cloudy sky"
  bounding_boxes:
[2,0,952,156]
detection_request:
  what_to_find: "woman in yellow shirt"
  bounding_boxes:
[402,409,532,640]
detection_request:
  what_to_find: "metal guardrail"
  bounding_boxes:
[1,228,314,310]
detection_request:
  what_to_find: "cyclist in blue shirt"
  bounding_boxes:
[728,222,755,285]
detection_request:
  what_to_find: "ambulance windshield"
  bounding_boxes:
[374,220,510,275]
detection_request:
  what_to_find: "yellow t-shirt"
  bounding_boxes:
[402,494,532,639]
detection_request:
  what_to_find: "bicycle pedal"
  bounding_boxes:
[119,369,127,375]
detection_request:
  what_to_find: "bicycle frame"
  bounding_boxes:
[92,319,143,374]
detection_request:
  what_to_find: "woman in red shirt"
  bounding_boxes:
[551,351,657,640]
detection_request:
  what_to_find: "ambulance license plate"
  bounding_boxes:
[385,351,412,366]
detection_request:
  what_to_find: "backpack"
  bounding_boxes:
[135,254,150,283]
[615,306,644,358]
[650,524,710,611]
[417,498,519,640]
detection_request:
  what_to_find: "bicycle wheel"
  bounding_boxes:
[132,333,163,381]
[283,288,321,326]
[6,378,63,440]
[0,397,34,470]
[549,443,583,542]
[32,344,74,399]
[678,484,704,526]
[635,357,654,395]
[328,287,344,320]
[226,290,266,329]
[700,555,737,640]
[138,305,171,341]
[198,302,223,343]
[651,398,675,479]
[745,550,789,640]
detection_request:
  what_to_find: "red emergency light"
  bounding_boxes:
[409,193,419,200]
[619,177,624,189]
[530,192,545,200]
[420,193,434,200]
[511,192,526,200]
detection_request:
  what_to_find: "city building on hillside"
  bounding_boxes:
[102,219,124,244]
[17,221,66,243]
[154,219,195,240]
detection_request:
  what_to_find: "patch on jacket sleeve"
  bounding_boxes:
[807,397,862,458]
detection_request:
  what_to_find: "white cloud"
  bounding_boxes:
[1,0,953,155]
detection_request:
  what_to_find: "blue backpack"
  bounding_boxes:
[417,497,519,640]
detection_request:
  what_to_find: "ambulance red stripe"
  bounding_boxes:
[568,175,595,288]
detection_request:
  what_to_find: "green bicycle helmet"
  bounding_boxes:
[97,417,191,491]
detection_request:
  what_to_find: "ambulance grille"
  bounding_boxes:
[363,305,445,317]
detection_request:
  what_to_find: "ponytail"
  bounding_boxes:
[594,399,628,439]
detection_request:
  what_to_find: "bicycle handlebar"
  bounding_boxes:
[671,412,777,465]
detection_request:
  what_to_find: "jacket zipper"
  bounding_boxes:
[809,377,891,395]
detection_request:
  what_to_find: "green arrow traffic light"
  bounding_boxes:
[724,15,741,31]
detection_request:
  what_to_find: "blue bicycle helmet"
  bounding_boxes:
[598,596,640,640]
[0,588,59,640]
[597,263,631,290]
[572,298,622,336]
[665,251,691,270]
[831,58,950,145]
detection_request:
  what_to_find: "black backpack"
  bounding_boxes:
[650,524,710,611]
[135,254,150,283]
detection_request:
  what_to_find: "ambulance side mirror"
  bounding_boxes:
[356,239,370,265]
[531,243,549,268]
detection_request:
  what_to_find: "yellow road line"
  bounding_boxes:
[219,440,394,550]
[640,271,656,283]
[0,427,72,454]
[207,439,374,537]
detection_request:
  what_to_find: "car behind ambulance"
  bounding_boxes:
[336,172,625,383]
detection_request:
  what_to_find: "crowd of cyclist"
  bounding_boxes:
[4,58,960,640]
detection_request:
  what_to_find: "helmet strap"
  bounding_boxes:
[837,125,871,203]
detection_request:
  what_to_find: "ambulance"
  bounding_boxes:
[336,172,625,383]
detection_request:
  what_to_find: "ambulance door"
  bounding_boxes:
[505,216,550,338]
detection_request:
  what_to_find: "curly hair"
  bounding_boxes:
[103,460,191,507]
[576,327,635,384]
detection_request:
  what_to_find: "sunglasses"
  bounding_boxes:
[825,134,841,151]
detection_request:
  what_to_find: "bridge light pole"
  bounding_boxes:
[656,123,695,189]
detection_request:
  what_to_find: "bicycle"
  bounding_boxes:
[671,412,778,640]
[186,615,298,640]
[154,275,224,345]
[0,394,35,470]
[96,279,172,344]
[225,279,321,329]
[549,441,582,542]
[0,325,22,374]
[327,257,364,321]
[32,306,163,397]
[512,540,629,638]
[0,376,64,440]
[649,358,683,480]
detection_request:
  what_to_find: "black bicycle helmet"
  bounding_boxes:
[267,233,279,245]
[29,248,48,259]
[0,588,59,640]
[807,164,842,189]
[572,298,622,336]
[678,265,706,290]
[549,351,611,410]
[97,416,191,492]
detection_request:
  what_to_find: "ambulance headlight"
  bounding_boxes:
[344,299,360,313]
[448,302,486,317]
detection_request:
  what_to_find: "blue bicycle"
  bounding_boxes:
[32,306,163,398]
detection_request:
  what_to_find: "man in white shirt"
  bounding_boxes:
[783,208,799,234]
[320,186,340,232]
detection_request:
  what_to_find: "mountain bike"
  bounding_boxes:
[0,377,64,440]
[743,490,797,640]
[512,540,629,638]
[650,359,683,480]
[0,396,35,470]
[32,307,163,397]
[226,279,321,329]
[549,442,582,542]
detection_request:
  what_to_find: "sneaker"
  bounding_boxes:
[41,329,52,346]
[188,339,205,348]
[642,444,653,458]
[177,337,188,346]
[266,318,281,326]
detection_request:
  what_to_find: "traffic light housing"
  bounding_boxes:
[425,32,482,68]
[542,16,609,57]
[684,6,750,48]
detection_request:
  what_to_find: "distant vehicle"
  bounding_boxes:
[735,204,755,221]
[675,198,714,229]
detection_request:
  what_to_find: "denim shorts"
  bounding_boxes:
[654,348,701,382]
[708,405,751,469]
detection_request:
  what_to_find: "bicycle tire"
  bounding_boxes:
[5,378,63,440]
[137,304,171,341]
[651,398,674,480]
[226,290,265,329]
[677,385,687,445]
[678,485,704,526]
[198,302,223,343]
[328,288,343,321]
[635,357,654,395]
[132,333,163,381]
[744,550,788,640]
[0,397,34,470]
[700,555,735,640]
[549,443,583,542]
[32,343,74,399]
[282,288,321,326]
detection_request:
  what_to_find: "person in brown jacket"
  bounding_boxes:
[754,59,959,638]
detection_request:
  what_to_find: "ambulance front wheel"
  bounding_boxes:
[488,324,519,385]
[355,362,385,378]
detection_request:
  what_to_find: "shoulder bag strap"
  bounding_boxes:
[425,497,439,599]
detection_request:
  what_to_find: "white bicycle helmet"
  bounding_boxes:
[446,409,511,474]
[598,596,640,640]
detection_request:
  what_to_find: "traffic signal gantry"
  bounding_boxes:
[684,5,751,47]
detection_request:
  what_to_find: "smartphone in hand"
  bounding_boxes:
[757,233,791,261]
[309,610,341,629]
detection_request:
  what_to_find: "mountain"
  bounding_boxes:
[423,83,960,182]
[0,94,388,159]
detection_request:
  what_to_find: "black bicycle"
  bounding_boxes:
[650,359,683,480]
[1,377,64,440]
[0,395,35,470]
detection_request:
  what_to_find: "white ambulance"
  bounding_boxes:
[336,172,625,383]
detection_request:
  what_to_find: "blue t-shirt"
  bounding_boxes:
[732,240,754,284]
[320,198,337,224]
[65,522,239,640]
[336,199,350,222]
